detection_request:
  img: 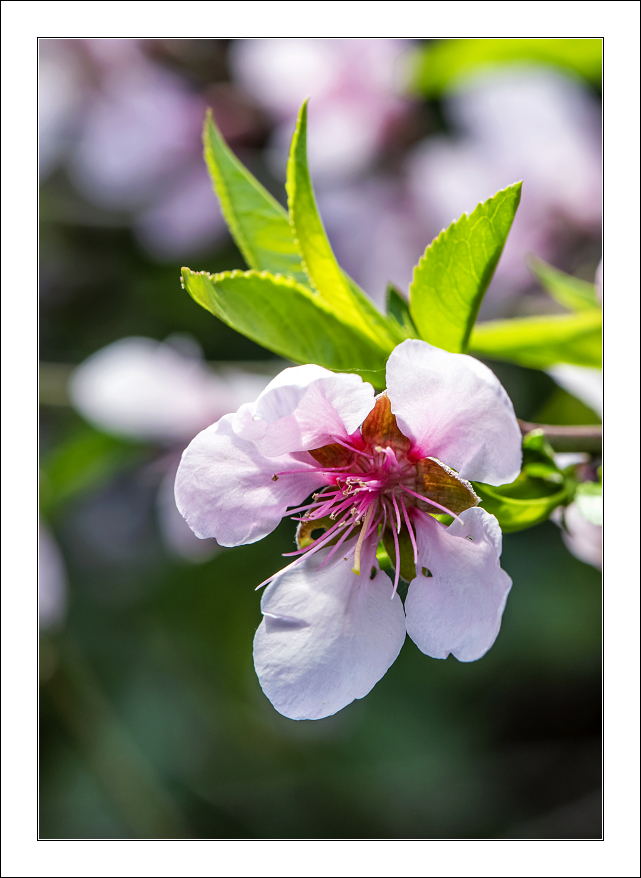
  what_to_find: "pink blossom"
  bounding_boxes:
[175,340,521,719]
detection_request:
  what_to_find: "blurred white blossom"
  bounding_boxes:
[39,523,67,629]
[552,503,602,570]
[69,336,269,445]
[68,336,273,561]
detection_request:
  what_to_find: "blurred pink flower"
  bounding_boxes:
[39,39,227,258]
[39,40,87,178]
[318,178,424,308]
[175,340,520,719]
[230,38,413,181]
[407,68,602,303]
[69,44,205,209]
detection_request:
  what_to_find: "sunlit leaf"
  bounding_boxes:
[286,100,404,351]
[469,310,602,369]
[409,183,521,353]
[409,38,603,97]
[181,268,388,386]
[203,110,309,285]
[527,255,599,312]
[473,478,571,532]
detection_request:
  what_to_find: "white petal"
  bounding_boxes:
[174,414,322,546]
[253,543,406,720]
[405,508,512,662]
[232,364,375,457]
[386,339,522,485]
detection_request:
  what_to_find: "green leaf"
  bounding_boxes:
[203,110,309,285]
[408,39,603,97]
[469,310,602,369]
[473,477,571,532]
[527,255,599,312]
[181,268,388,387]
[376,543,393,571]
[574,481,602,526]
[409,183,522,353]
[521,429,564,483]
[386,283,417,338]
[473,429,574,532]
[286,101,403,351]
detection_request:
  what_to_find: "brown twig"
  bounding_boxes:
[518,420,602,454]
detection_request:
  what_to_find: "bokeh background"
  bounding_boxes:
[39,38,602,840]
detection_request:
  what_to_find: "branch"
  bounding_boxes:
[518,420,602,454]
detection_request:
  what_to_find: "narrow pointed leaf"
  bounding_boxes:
[286,101,404,351]
[469,310,602,369]
[203,110,309,285]
[181,268,387,387]
[527,255,599,312]
[409,182,522,353]
[386,283,418,338]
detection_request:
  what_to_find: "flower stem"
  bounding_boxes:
[518,420,602,453]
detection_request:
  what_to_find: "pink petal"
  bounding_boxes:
[253,540,406,720]
[386,339,522,485]
[405,508,512,662]
[232,364,375,458]
[174,414,322,546]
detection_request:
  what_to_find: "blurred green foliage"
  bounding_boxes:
[410,39,603,97]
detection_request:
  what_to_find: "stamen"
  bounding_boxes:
[317,522,357,569]
[401,486,465,524]
[330,435,374,460]
[390,492,402,533]
[351,502,376,576]
[281,510,352,557]
[390,520,401,600]
[400,494,418,563]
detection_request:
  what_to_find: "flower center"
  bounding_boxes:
[272,393,480,594]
